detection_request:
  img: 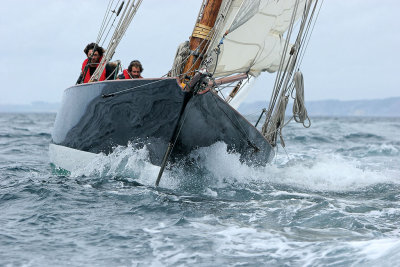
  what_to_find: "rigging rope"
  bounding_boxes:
[261,0,321,147]
[96,0,117,44]
[261,0,301,141]
[91,0,143,82]
[170,41,190,77]
[292,71,311,127]
[297,0,324,69]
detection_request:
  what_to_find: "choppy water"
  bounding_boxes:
[1,113,400,266]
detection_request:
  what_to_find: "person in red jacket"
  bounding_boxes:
[118,60,143,79]
[76,43,115,84]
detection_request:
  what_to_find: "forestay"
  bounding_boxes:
[209,0,307,78]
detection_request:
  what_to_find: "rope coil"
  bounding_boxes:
[292,71,311,128]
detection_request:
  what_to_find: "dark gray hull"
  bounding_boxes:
[51,78,273,167]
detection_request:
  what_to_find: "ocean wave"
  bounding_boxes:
[267,153,400,191]
[69,144,169,187]
[0,132,51,139]
[64,141,400,194]
[336,143,399,157]
[344,132,384,141]
[365,144,399,156]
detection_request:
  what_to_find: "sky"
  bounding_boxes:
[0,0,399,105]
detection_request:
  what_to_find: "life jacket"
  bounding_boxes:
[81,58,106,83]
[122,69,142,79]
[122,69,131,79]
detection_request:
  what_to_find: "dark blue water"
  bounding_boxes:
[1,113,400,266]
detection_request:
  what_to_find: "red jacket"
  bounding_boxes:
[123,69,131,79]
[81,58,106,83]
[121,69,143,79]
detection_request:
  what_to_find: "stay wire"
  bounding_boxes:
[265,0,312,127]
[97,0,116,44]
[297,0,324,68]
[295,0,316,69]
[98,1,122,45]
[263,0,301,130]
[91,0,143,82]
[102,78,168,98]
[100,1,123,47]
[97,0,112,42]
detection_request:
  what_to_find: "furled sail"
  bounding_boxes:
[209,0,307,78]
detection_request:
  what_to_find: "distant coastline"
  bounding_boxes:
[1,97,399,117]
[238,97,400,117]
[0,101,59,113]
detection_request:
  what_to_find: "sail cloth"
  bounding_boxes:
[209,0,307,78]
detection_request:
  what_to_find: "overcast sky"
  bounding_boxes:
[1,0,399,105]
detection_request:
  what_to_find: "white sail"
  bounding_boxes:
[228,76,256,109]
[210,0,308,78]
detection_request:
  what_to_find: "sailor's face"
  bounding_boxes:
[88,49,101,64]
[130,67,141,78]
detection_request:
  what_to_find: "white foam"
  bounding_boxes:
[214,225,400,265]
[70,145,157,184]
[367,143,399,156]
[350,238,400,263]
[186,142,400,191]
[268,154,400,191]
[67,141,399,192]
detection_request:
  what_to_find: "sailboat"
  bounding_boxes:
[49,0,321,185]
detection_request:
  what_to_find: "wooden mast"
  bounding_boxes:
[181,0,223,81]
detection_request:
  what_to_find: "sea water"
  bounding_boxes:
[1,113,399,266]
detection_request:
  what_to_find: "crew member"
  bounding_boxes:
[76,43,115,84]
[118,60,143,79]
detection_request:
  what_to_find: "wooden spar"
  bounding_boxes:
[209,73,248,88]
[181,0,224,80]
